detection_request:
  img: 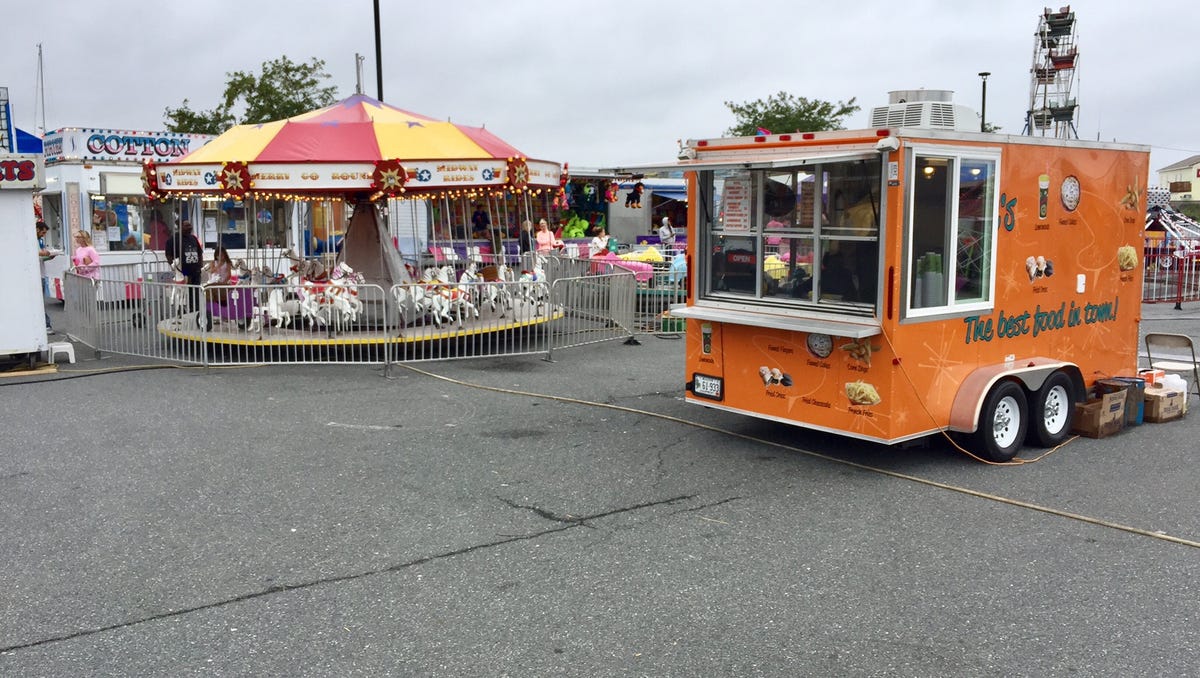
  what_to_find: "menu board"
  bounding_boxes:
[722,177,752,232]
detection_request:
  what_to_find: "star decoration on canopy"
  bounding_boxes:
[218,161,253,198]
[372,159,408,196]
[141,161,160,200]
[507,157,530,192]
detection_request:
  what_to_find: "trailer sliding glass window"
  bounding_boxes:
[699,156,882,313]
[907,150,998,315]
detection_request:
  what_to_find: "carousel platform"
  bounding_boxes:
[155,303,563,347]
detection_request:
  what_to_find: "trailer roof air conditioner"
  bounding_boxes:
[869,89,979,132]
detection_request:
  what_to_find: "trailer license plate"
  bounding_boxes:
[693,373,723,400]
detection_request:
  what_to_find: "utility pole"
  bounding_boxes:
[374,0,384,102]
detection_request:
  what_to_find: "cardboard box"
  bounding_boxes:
[1072,389,1127,438]
[1143,386,1186,423]
[1138,369,1166,387]
[1107,377,1146,426]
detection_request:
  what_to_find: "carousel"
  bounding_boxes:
[141,94,568,348]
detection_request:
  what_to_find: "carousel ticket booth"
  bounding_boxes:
[0,153,48,367]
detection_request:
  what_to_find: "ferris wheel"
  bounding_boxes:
[1024,6,1079,138]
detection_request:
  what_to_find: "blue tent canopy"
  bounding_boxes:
[15,127,42,154]
[620,179,686,202]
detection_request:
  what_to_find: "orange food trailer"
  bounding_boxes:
[637,122,1148,461]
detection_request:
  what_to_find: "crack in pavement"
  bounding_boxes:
[498,494,697,527]
[499,498,583,524]
[0,494,697,655]
[675,496,742,514]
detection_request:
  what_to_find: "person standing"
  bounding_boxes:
[517,219,537,270]
[166,221,203,283]
[69,230,102,316]
[166,221,203,310]
[518,220,536,254]
[658,215,677,251]
[471,204,491,239]
[36,221,57,331]
[534,219,561,253]
[71,230,101,281]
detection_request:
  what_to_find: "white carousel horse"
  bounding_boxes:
[433,264,479,326]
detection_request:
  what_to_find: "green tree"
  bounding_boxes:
[724,91,860,136]
[162,100,235,136]
[164,56,339,134]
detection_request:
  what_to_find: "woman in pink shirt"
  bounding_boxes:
[534,219,561,252]
[71,230,101,281]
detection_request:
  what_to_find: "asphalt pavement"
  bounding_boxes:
[1,299,1197,676]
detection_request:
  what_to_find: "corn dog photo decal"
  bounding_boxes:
[840,338,881,367]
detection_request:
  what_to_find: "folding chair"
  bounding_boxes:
[1145,332,1200,397]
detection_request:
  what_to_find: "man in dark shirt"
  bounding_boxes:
[165,221,204,310]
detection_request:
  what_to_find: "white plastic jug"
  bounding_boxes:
[1161,373,1187,394]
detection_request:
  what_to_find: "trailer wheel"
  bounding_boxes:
[972,380,1028,462]
[1027,371,1076,448]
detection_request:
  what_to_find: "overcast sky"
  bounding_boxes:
[4,0,1198,175]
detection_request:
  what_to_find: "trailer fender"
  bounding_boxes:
[948,358,1083,433]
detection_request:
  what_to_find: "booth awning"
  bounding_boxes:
[650,188,687,201]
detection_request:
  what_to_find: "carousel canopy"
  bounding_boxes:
[144,94,564,201]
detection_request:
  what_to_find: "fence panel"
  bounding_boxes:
[61,255,641,367]
[1143,236,1200,305]
[548,264,636,359]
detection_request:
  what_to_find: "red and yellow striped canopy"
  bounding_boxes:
[150,94,564,199]
[181,93,527,164]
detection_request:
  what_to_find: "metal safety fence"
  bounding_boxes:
[59,253,648,367]
[1143,235,1200,306]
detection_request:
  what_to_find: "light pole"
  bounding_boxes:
[978,72,991,132]
[374,0,383,101]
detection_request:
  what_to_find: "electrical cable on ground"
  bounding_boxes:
[0,362,266,385]
[398,362,1200,551]
[874,321,1070,466]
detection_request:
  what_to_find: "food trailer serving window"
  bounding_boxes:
[694,153,883,316]
[905,147,1000,318]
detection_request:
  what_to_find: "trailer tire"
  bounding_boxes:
[972,380,1028,462]
[1026,371,1076,448]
